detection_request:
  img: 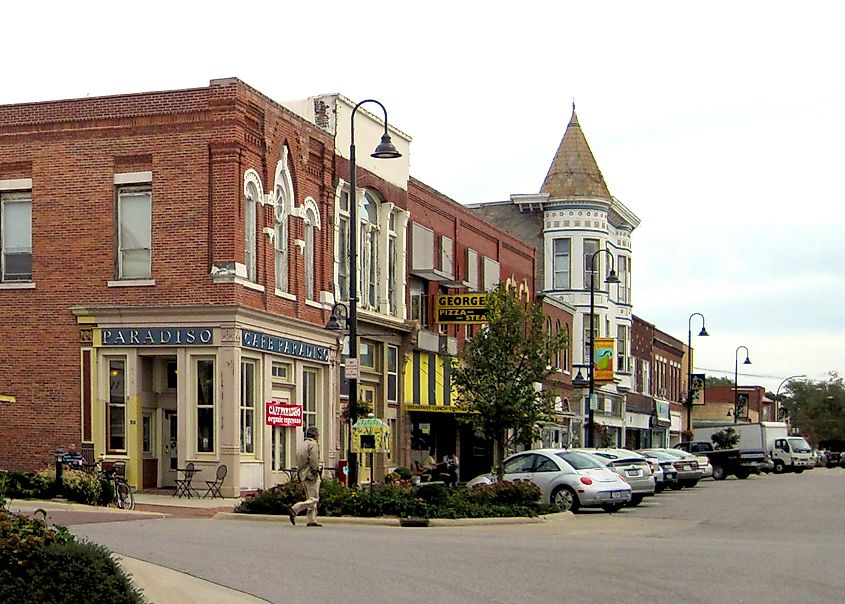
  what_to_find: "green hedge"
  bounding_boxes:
[1,469,108,507]
[235,479,558,519]
[0,509,145,603]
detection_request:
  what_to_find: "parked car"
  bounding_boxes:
[646,449,703,488]
[466,449,632,513]
[571,448,656,506]
[637,449,683,491]
[640,456,670,492]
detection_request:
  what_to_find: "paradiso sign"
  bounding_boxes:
[101,327,213,346]
[434,294,489,324]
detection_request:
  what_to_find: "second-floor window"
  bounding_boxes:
[305,206,318,300]
[361,191,379,309]
[552,238,570,289]
[1,190,32,282]
[337,190,350,303]
[618,255,631,303]
[616,325,629,373]
[117,187,151,279]
[274,184,289,293]
[583,238,599,288]
[244,180,258,282]
[409,277,428,327]
[641,360,651,395]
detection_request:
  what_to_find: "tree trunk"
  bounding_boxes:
[495,432,506,482]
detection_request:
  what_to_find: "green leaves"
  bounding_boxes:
[451,285,568,478]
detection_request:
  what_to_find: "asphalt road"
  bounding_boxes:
[72,469,845,604]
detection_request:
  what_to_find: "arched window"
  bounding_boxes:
[562,323,570,371]
[273,147,294,293]
[274,185,288,292]
[554,319,561,369]
[303,200,321,301]
[361,191,380,309]
[243,170,262,282]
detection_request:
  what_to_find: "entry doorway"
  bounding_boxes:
[161,411,178,488]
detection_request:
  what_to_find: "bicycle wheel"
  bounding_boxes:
[116,481,132,510]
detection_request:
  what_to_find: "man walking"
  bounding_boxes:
[289,426,322,527]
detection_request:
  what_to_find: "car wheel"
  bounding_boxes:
[602,503,623,513]
[669,481,683,490]
[773,460,785,474]
[626,494,644,507]
[712,465,727,480]
[735,469,750,479]
[655,483,665,494]
[681,480,699,488]
[794,468,804,474]
[551,486,580,513]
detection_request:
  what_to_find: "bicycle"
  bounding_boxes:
[92,458,135,510]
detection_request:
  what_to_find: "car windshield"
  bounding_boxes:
[788,438,812,453]
[661,449,687,459]
[557,451,604,470]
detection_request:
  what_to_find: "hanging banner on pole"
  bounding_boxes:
[690,373,706,405]
[593,338,615,383]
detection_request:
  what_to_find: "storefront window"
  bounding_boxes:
[196,359,215,453]
[240,361,256,454]
[303,368,318,430]
[107,359,126,452]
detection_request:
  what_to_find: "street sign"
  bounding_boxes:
[345,358,359,380]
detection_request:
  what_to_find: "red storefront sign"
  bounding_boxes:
[265,402,303,427]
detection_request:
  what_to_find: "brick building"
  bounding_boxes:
[1,81,543,490]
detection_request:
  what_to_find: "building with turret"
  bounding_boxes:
[470,107,640,447]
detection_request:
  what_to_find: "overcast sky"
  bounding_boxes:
[4,2,842,393]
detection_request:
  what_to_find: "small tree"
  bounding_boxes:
[451,284,568,481]
[711,427,739,449]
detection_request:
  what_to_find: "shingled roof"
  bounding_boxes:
[540,106,611,199]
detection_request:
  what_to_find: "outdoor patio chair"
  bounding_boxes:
[173,462,196,498]
[204,464,227,499]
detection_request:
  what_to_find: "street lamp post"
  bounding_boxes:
[585,248,620,448]
[685,313,709,439]
[775,374,806,421]
[734,345,751,423]
[342,99,401,486]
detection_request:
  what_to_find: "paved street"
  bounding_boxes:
[71,470,845,604]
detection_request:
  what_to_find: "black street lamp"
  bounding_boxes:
[342,99,401,486]
[775,374,806,421]
[585,248,619,448]
[734,345,751,423]
[685,313,709,438]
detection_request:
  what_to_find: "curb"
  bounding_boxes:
[213,511,572,527]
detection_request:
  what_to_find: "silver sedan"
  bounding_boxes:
[467,449,632,513]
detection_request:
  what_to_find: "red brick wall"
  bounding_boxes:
[0,79,335,469]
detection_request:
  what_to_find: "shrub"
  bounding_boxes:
[392,466,413,480]
[16,540,146,603]
[235,478,554,519]
[0,510,144,603]
[0,470,55,500]
[60,469,102,506]
[234,482,304,515]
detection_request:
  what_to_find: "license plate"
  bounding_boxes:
[683,465,691,470]
[626,469,639,476]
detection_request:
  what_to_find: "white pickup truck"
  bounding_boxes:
[696,422,814,474]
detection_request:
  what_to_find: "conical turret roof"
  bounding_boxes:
[541,106,611,199]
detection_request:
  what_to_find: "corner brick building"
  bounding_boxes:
[0,80,546,492]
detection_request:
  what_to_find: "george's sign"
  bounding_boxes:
[265,402,303,427]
